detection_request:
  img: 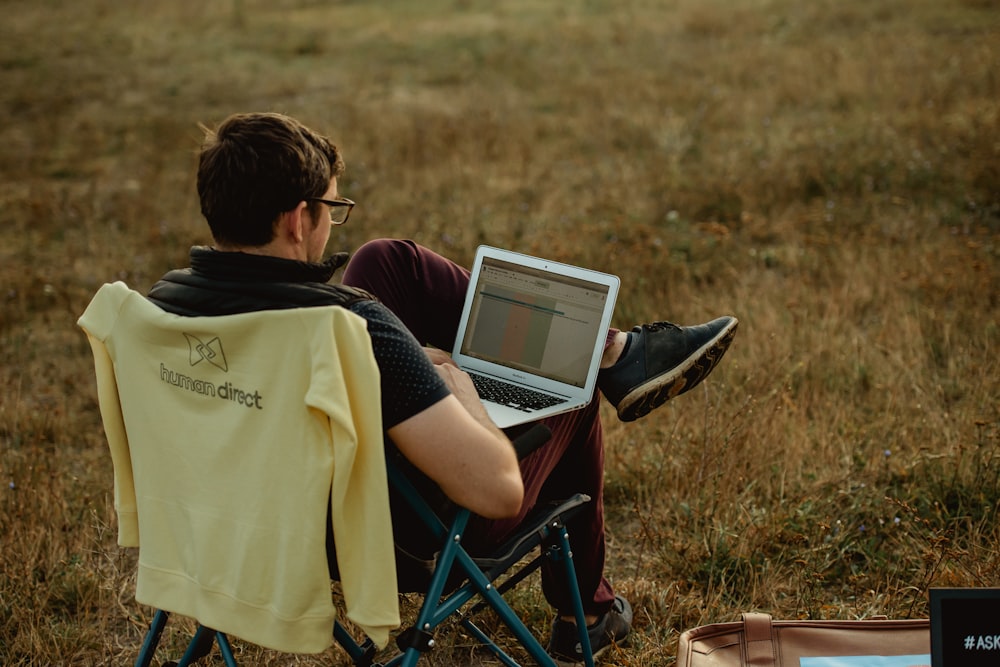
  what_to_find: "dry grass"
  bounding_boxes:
[1,0,998,664]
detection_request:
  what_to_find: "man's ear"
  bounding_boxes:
[279,201,309,244]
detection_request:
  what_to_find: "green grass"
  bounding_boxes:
[1,0,998,664]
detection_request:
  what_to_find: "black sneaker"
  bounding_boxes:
[599,316,738,422]
[547,595,633,664]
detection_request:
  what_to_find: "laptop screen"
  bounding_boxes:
[459,256,611,387]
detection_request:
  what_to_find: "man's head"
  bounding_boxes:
[196,112,345,248]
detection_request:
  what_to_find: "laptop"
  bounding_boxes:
[451,246,620,429]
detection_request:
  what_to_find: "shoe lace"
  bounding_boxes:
[642,321,681,332]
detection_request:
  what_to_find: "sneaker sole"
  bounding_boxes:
[615,317,739,422]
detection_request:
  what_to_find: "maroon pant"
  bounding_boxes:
[342,239,617,616]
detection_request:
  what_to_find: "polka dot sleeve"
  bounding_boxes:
[349,299,451,429]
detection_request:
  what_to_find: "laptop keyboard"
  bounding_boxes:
[468,372,568,413]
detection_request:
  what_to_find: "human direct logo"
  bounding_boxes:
[156,333,264,410]
[185,332,228,371]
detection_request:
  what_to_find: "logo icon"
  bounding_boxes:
[184,333,228,372]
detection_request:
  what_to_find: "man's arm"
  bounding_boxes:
[351,305,523,520]
[387,359,523,520]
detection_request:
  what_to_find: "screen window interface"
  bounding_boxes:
[461,259,610,387]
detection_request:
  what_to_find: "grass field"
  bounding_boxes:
[1,0,998,664]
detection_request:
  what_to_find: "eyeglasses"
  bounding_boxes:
[308,197,355,225]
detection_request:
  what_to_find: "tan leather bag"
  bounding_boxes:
[677,612,931,667]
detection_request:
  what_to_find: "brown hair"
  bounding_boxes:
[196,112,345,246]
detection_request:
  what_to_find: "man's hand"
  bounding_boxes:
[433,361,479,407]
[424,346,455,367]
[426,347,504,437]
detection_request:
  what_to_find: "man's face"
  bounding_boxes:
[304,178,337,262]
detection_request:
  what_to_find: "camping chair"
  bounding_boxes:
[79,282,597,667]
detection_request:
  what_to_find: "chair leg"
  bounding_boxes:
[334,620,381,667]
[549,526,595,667]
[135,609,170,667]
[134,612,237,667]
[176,624,217,667]
[397,515,473,667]
[169,627,239,667]
[216,632,239,667]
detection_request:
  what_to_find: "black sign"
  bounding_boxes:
[930,588,1000,667]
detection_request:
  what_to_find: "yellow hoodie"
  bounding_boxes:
[78,281,399,653]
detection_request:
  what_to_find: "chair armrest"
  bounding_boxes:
[510,423,552,460]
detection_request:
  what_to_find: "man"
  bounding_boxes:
[147,112,738,662]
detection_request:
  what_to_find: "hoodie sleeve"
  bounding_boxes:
[78,283,140,547]
[307,309,399,648]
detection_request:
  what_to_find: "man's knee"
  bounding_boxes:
[344,238,418,290]
[351,238,412,267]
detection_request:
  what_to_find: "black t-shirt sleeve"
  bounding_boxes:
[349,300,451,429]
